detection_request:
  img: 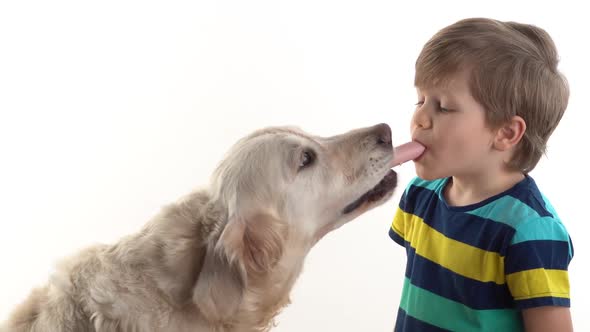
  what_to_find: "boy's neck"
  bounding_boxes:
[443,169,525,207]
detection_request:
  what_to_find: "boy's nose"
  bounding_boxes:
[412,106,432,129]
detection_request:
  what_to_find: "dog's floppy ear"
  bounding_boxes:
[193,212,286,322]
[192,217,247,323]
[240,212,287,274]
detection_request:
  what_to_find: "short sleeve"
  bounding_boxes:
[504,217,573,309]
[389,191,408,247]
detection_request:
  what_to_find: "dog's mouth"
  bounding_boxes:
[342,169,397,214]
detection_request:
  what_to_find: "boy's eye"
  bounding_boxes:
[436,102,452,113]
[415,100,452,113]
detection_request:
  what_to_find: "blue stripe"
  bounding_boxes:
[389,227,405,246]
[510,177,553,218]
[402,185,515,254]
[395,308,450,332]
[505,240,571,274]
[404,242,514,310]
[514,296,570,309]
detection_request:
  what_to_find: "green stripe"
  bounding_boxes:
[510,216,569,244]
[400,278,523,332]
[540,193,558,216]
[467,196,568,244]
[406,177,445,195]
[467,195,539,228]
[541,194,574,258]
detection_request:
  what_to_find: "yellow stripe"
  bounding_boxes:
[506,268,570,300]
[392,209,505,284]
[391,207,405,238]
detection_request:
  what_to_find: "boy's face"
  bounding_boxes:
[411,70,498,180]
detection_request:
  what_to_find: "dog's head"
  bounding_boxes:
[211,123,397,237]
[194,124,397,323]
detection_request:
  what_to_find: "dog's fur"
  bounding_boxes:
[2,124,398,332]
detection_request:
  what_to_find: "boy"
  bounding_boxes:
[389,18,573,331]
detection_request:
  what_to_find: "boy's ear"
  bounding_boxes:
[493,115,526,151]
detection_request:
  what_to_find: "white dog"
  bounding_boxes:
[2,123,398,332]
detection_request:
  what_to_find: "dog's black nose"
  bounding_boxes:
[374,123,392,147]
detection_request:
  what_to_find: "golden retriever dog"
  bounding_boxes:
[2,123,398,332]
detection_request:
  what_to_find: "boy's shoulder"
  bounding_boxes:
[403,175,568,235]
[470,175,557,220]
[466,176,570,245]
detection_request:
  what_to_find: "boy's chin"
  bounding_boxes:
[414,166,447,181]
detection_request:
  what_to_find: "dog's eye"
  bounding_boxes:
[299,150,315,169]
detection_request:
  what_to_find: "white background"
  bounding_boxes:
[1,1,588,331]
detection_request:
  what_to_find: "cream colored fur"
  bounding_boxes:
[1,124,397,332]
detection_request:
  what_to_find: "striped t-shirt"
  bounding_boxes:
[389,176,573,332]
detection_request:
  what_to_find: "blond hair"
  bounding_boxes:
[415,18,569,172]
